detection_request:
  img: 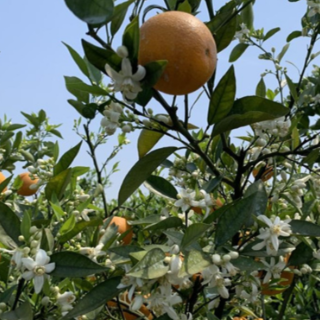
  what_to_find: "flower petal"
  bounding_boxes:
[35,249,49,266]
[22,257,36,271]
[45,262,55,274]
[22,270,35,280]
[122,58,133,76]
[34,275,44,294]
[132,65,146,81]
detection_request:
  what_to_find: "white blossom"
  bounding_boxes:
[235,23,250,42]
[21,249,55,294]
[57,291,76,316]
[78,243,106,262]
[174,189,200,212]
[260,256,286,284]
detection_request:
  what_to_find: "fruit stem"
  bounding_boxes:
[205,0,215,20]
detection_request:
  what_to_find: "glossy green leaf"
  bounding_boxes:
[241,3,254,30]
[12,131,22,149]
[54,141,82,176]
[180,223,211,250]
[84,57,102,84]
[50,252,108,278]
[111,0,134,37]
[0,203,22,246]
[288,241,313,266]
[229,43,249,62]
[211,96,289,137]
[290,220,320,237]
[118,147,177,206]
[20,211,31,241]
[65,0,114,25]
[286,30,302,42]
[59,215,76,236]
[63,42,89,78]
[45,168,72,201]
[214,15,237,52]
[179,250,211,277]
[67,99,85,117]
[0,255,10,283]
[127,248,168,279]
[163,230,202,251]
[61,277,122,320]
[215,194,257,246]
[0,284,17,303]
[135,86,153,107]
[82,39,121,73]
[208,65,236,125]
[0,175,12,193]
[256,77,266,97]
[122,16,139,62]
[177,0,192,13]
[144,217,183,231]
[202,176,222,193]
[144,175,178,199]
[263,27,280,41]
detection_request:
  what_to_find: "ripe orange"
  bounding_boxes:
[107,293,153,320]
[0,172,8,193]
[17,172,39,196]
[110,216,133,245]
[138,11,217,95]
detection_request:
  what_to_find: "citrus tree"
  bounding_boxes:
[2,0,320,320]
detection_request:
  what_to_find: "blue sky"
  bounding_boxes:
[0,0,313,199]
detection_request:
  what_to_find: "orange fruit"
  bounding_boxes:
[109,216,133,245]
[138,11,217,95]
[17,172,39,196]
[252,165,274,182]
[107,293,153,320]
[0,172,8,193]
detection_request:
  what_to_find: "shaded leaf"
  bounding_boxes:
[138,129,165,158]
[142,60,168,88]
[127,248,168,279]
[232,256,264,273]
[61,277,122,320]
[45,168,72,201]
[179,250,211,277]
[144,217,183,231]
[65,76,108,96]
[256,78,266,97]
[288,241,313,266]
[211,96,289,137]
[2,301,33,320]
[277,43,290,62]
[241,3,254,30]
[263,27,281,41]
[181,223,211,250]
[118,147,177,206]
[214,15,237,52]
[144,175,178,199]
[50,252,108,278]
[122,16,139,62]
[286,30,302,42]
[290,220,320,237]
[63,42,89,78]
[111,0,134,37]
[65,0,114,25]
[285,74,298,102]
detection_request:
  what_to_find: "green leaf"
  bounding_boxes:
[232,256,264,273]
[144,217,183,232]
[0,285,17,303]
[122,16,139,63]
[256,78,266,97]
[144,175,178,200]
[0,175,12,193]
[2,301,33,320]
[215,194,257,246]
[65,0,114,25]
[181,223,211,250]
[50,252,108,278]
[12,131,22,149]
[202,177,222,193]
[135,86,153,107]
[6,124,26,131]
[0,203,22,246]
[179,250,211,277]
[207,65,236,125]
[177,0,192,13]
[240,3,254,30]
[288,241,313,266]
[111,0,134,37]
[63,42,89,78]
[82,39,121,73]
[214,15,237,52]
[45,168,72,201]
[64,76,108,97]
[61,277,122,320]
[290,220,320,237]
[118,147,177,206]
[286,30,302,42]
[229,43,249,62]
[211,96,289,137]
[67,99,85,117]
[58,218,102,243]
[277,43,290,62]
[84,57,102,84]
[285,74,298,102]
[263,27,280,41]
[127,248,168,279]
[138,129,165,158]
[54,141,82,176]
[0,255,10,283]
[142,60,168,88]
[59,215,76,236]
[20,211,31,241]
